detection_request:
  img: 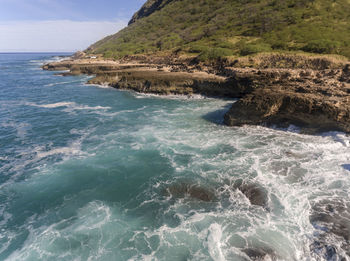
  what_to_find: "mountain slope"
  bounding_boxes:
[128,0,176,25]
[87,0,350,60]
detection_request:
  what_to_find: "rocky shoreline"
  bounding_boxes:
[43,54,350,134]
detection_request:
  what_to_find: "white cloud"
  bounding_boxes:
[0,20,127,52]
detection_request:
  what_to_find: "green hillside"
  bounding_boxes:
[87,0,350,60]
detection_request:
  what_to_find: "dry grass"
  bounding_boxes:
[228,52,349,70]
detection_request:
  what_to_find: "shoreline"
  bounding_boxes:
[42,54,350,134]
[81,82,350,137]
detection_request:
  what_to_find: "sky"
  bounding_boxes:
[0,0,146,52]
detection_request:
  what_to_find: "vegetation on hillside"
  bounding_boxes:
[87,0,350,60]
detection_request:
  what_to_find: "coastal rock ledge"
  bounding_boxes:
[224,65,350,133]
[43,56,350,134]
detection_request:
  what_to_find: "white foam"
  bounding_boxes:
[128,97,350,258]
[4,93,350,260]
[87,83,112,89]
[133,92,212,100]
[26,101,74,108]
[5,201,122,261]
[42,56,70,64]
[25,101,111,111]
[1,121,31,140]
[33,127,93,161]
[44,80,82,87]
[208,223,225,261]
[35,147,82,159]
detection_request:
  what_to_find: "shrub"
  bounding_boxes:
[188,43,210,53]
[302,40,341,54]
[240,43,272,56]
[271,40,288,50]
[198,47,233,61]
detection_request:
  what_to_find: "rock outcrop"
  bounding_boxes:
[163,181,215,202]
[224,66,350,133]
[232,179,269,209]
[242,247,278,261]
[42,59,249,97]
[42,56,350,134]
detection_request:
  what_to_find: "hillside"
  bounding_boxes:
[87,0,350,60]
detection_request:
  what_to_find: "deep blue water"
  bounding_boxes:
[0,53,350,260]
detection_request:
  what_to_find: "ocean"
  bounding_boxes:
[0,53,350,260]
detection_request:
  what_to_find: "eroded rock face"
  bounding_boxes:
[225,90,350,133]
[163,182,215,202]
[310,199,350,260]
[224,66,350,134]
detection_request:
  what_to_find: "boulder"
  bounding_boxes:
[234,180,269,209]
[164,182,215,202]
[242,247,277,261]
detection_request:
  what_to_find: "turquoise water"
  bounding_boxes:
[0,53,350,260]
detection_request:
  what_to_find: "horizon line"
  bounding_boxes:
[0,51,75,54]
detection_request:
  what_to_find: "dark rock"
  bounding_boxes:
[342,164,350,171]
[340,64,350,83]
[310,241,339,261]
[224,89,350,134]
[242,247,277,260]
[164,182,215,202]
[234,180,269,209]
[310,198,350,259]
[310,199,350,241]
[224,65,350,134]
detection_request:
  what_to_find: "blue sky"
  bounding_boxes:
[0,0,146,52]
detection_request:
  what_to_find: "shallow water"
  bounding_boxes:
[0,53,350,260]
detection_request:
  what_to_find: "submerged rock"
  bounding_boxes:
[242,247,277,261]
[234,180,269,209]
[310,199,350,260]
[163,182,215,202]
[310,242,340,261]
